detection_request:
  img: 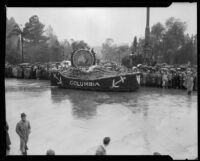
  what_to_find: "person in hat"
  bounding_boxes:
[16,113,31,155]
[153,152,161,155]
[95,137,111,155]
[162,71,168,88]
[142,71,147,87]
[46,149,55,155]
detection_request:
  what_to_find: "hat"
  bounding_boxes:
[103,137,111,145]
[21,113,26,117]
[46,149,55,155]
[153,152,161,155]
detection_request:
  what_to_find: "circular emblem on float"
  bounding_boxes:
[71,49,96,68]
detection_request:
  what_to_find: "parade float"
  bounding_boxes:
[50,49,140,92]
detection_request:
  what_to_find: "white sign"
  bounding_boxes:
[70,80,100,87]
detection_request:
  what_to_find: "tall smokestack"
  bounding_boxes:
[144,7,152,65]
[145,7,150,46]
[146,7,150,27]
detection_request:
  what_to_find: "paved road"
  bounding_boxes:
[5,78,197,159]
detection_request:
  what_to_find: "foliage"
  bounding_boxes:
[101,38,131,65]
[101,38,115,62]
[6,17,21,64]
[130,36,138,54]
[23,42,48,63]
[6,15,197,66]
[23,15,48,44]
[150,22,165,61]
[71,40,90,51]
[45,25,62,62]
[149,17,196,65]
[60,39,73,60]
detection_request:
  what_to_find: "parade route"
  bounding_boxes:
[5,79,197,159]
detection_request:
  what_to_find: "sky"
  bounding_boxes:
[7,2,197,47]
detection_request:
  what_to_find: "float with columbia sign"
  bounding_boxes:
[50,49,140,92]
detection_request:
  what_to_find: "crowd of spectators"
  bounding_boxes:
[134,64,197,91]
[5,62,197,91]
[5,62,61,80]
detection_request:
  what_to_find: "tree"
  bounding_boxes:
[60,39,73,60]
[101,38,115,62]
[6,17,21,64]
[150,22,165,62]
[121,56,131,68]
[19,15,50,62]
[101,38,131,65]
[116,44,131,64]
[163,17,187,64]
[45,25,62,62]
[23,15,48,44]
[193,35,197,64]
[151,22,165,41]
[177,34,196,65]
[71,40,90,51]
[130,36,138,55]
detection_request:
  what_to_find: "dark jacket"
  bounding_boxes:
[96,145,106,155]
[6,122,11,146]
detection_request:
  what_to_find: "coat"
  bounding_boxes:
[186,76,194,92]
[16,120,31,141]
[16,120,31,152]
[6,122,11,146]
[95,145,106,155]
[36,69,41,79]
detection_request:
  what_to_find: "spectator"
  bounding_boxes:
[167,71,172,88]
[6,121,11,154]
[157,71,162,88]
[46,149,55,155]
[153,152,161,155]
[142,72,147,86]
[146,70,151,87]
[36,67,41,80]
[16,113,31,155]
[96,137,111,155]
[162,71,168,88]
[186,72,194,95]
[193,72,197,91]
